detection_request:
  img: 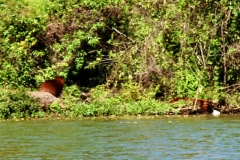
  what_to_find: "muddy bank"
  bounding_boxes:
[165,105,240,115]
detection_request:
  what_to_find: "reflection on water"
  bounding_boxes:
[1,115,240,159]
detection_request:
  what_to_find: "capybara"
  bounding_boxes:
[170,97,214,114]
[39,76,65,97]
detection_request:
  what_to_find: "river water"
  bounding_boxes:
[0,115,240,159]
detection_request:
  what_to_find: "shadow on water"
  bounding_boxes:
[1,115,240,159]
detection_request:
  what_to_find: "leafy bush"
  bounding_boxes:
[0,88,43,119]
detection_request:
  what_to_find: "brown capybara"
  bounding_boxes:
[170,97,215,114]
[39,76,65,97]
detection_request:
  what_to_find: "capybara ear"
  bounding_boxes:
[39,76,65,97]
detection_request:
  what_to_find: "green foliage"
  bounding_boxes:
[63,85,81,97]
[0,0,240,118]
[43,84,173,118]
[0,0,131,88]
[172,69,210,98]
[173,70,199,97]
[0,88,42,119]
[0,0,49,87]
[107,0,240,97]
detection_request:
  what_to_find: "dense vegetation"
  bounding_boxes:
[0,0,240,119]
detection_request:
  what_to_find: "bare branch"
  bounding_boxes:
[112,27,135,42]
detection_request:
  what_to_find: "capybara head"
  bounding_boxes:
[39,76,65,97]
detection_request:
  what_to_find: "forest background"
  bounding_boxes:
[0,0,240,119]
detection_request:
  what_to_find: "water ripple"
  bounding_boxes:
[0,115,240,159]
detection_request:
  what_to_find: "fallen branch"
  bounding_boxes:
[111,27,135,42]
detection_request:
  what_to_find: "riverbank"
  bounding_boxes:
[165,106,240,115]
[1,1,240,122]
[1,87,239,120]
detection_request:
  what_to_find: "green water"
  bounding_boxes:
[1,115,240,159]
